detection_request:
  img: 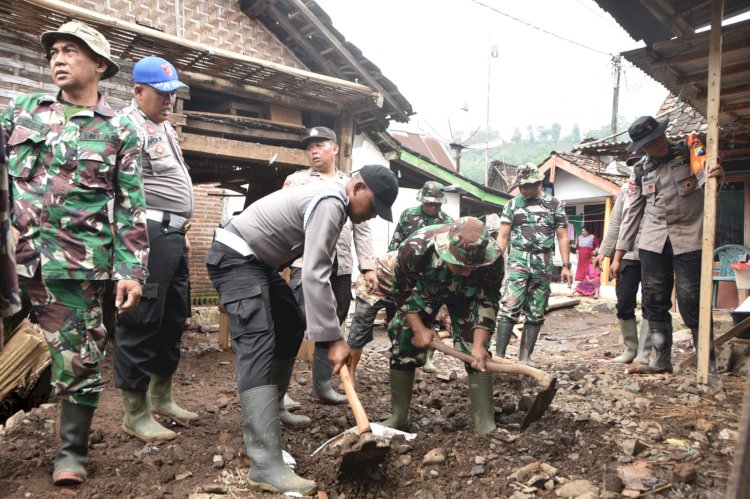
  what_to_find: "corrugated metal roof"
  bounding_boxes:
[390,131,455,171]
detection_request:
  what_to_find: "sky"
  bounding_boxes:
[315,0,670,144]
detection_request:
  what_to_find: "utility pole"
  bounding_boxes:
[485,42,499,186]
[611,55,622,135]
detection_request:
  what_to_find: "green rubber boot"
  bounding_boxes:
[495,318,514,358]
[52,401,94,486]
[632,319,652,365]
[381,369,415,431]
[519,323,542,367]
[613,318,638,363]
[271,358,311,429]
[422,349,437,373]
[311,346,346,404]
[468,372,496,435]
[122,390,176,442]
[150,374,198,421]
[240,386,317,496]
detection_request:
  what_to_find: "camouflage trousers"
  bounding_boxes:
[18,277,107,407]
[388,299,491,373]
[497,249,553,325]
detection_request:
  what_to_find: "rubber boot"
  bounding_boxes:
[150,374,198,421]
[240,386,317,496]
[271,358,311,429]
[691,328,717,374]
[52,401,94,486]
[613,318,638,363]
[381,369,415,431]
[632,319,652,365]
[283,393,301,412]
[468,372,496,435]
[311,346,346,404]
[637,329,673,374]
[494,318,514,358]
[422,349,437,373]
[122,390,176,442]
[519,323,542,366]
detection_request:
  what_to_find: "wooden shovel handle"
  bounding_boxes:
[339,364,372,435]
[430,339,548,383]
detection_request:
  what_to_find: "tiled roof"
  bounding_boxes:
[487,161,519,192]
[555,152,629,187]
[660,95,707,138]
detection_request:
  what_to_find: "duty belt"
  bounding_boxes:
[214,224,255,257]
[146,209,191,233]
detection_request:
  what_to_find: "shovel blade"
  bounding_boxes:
[520,376,558,429]
[340,431,390,473]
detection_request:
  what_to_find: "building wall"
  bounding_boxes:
[189,184,224,302]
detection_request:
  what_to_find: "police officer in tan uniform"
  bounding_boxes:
[116,56,197,441]
[612,116,723,374]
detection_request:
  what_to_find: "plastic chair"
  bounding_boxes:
[713,244,750,308]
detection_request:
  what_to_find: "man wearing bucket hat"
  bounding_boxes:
[381,217,505,435]
[1,21,148,486]
[387,180,454,372]
[494,163,571,367]
[205,164,397,495]
[115,56,196,442]
[611,115,724,375]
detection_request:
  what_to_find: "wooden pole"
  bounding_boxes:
[697,0,724,384]
[601,195,613,287]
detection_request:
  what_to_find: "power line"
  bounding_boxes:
[468,0,612,56]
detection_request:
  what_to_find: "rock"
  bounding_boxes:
[508,493,535,499]
[526,473,549,488]
[471,464,485,476]
[474,455,486,465]
[175,471,193,481]
[398,454,412,467]
[621,438,647,456]
[396,444,412,455]
[621,489,641,498]
[574,412,590,422]
[429,469,439,478]
[646,427,663,442]
[201,484,228,494]
[5,410,25,431]
[436,374,453,382]
[212,454,224,469]
[422,448,447,465]
[672,463,697,483]
[719,428,738,441]
[694,418,714,432]
[555,479,598,497]
[603,473,624,493]
[576,493,599,499]
[690,431,709,447]
[624,382,641,392]
[568,370,585,381]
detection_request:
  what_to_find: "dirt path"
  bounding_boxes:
[0,293,743,498]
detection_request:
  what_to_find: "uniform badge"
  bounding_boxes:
[643,179,657,194]
[155,144,165,155]
[683,179,694,191]
[145,123,157,136]
[161,64,173,77]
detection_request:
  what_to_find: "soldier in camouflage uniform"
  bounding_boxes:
[1,22,149,486]
[382,217,504,435]
[388,180,453,372]
[388,180,454,251]
[1,131,21,336]
[495,164,571,367]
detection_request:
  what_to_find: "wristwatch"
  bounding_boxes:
[561,263,572,269]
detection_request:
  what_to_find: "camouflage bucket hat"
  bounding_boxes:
[41,21,119,80]
[434,217,499,267]
[515,163,545,186]
[417,180,447,204]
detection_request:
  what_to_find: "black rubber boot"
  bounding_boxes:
[690,328,717,374]
[240,386,317,496]
[271,358,311,429]
[468,372,496,435]
[381,369,415,431]
[53,401,94,486]
[638,329,673,374]
[519,323,542,366]
[494,318,514,358]
[311,346,346,404]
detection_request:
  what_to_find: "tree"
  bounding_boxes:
[511,127,522,143]
[526,125,535,143]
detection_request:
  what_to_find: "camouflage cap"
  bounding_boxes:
[434,217,499,267]
[416,180,447,204]
[515,163,545,186]
[41,21,119,80]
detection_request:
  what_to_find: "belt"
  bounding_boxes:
[146,209,191,233]
[214,226,254,257]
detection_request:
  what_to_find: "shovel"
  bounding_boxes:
[430,338,558,429]
[311,364,416,472]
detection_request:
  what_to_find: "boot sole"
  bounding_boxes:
[53,471,85,486]
[152,410,199,422]
[122,425,177,442]
[312,395,346,405]
[248,479,317,496]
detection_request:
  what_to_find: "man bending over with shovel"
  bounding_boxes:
[205,165,398,496]
[382,217,504,435]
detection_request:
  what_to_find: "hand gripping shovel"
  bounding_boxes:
[311,364,416,472]
[430,338,558,429]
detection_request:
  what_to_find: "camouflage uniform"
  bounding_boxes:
[0,131,21,327]
[2,91,148,406]
[347,251,397,349]
[388,181,453,251]
[389,220,504,369]
[498,191,567,326]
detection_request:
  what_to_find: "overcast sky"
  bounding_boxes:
[316,0,670,143]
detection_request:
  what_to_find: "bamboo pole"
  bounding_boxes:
[697,0,724,384]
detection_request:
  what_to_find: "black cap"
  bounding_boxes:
[626,116,669,153]
[301,126,337,146]
[358,165,399,222]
